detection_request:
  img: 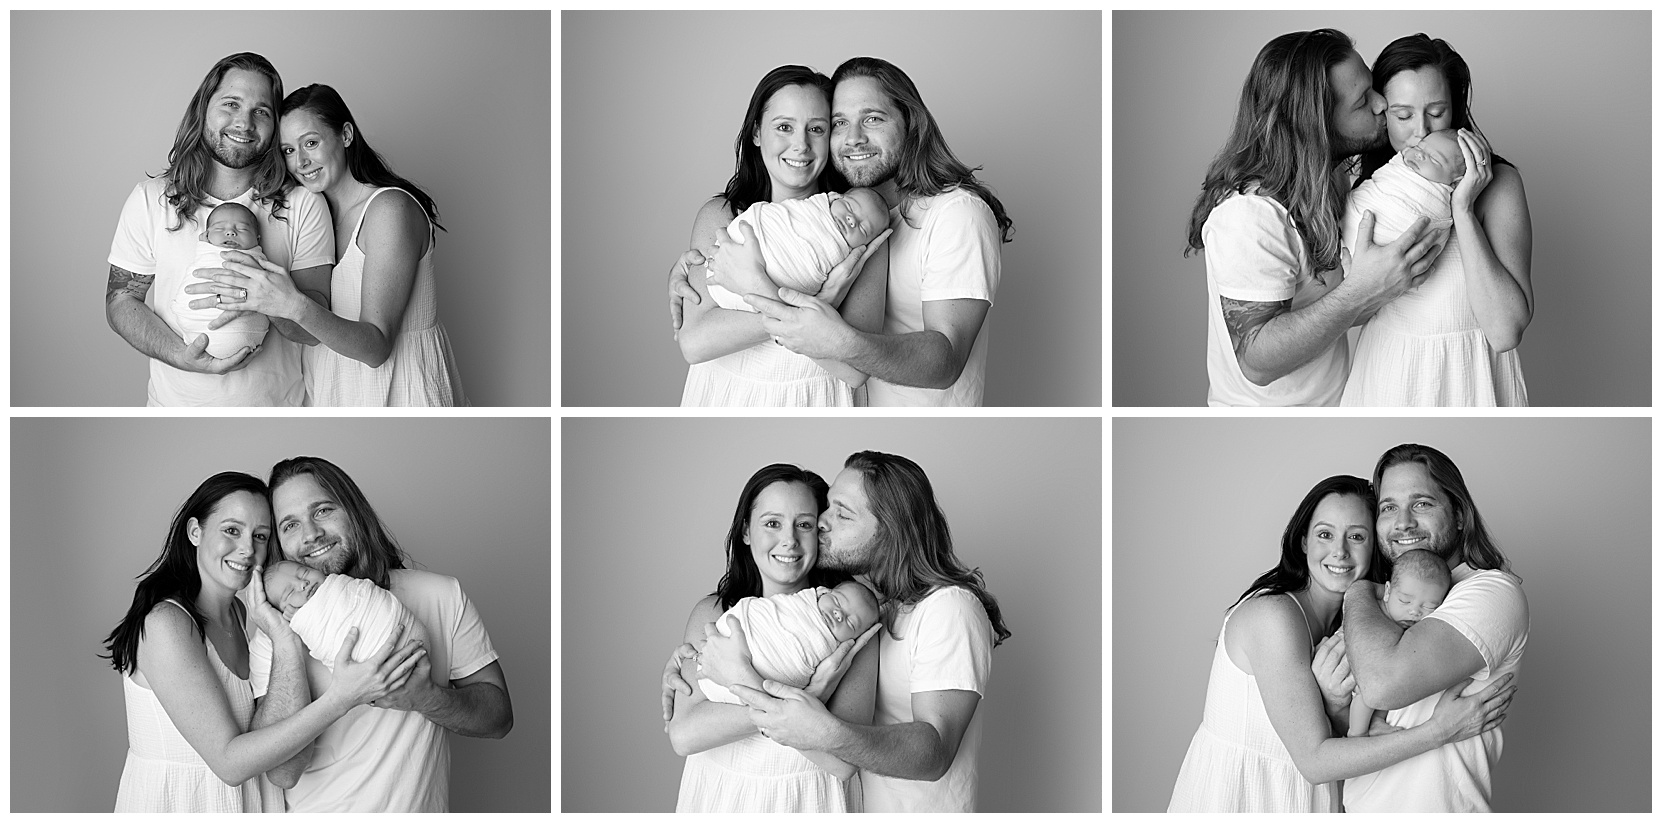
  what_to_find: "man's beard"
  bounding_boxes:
[1331,126,1388,160]
[1386,526,1459,563]
[207,131,265,170]
[817,535,872,574]
[835,151,899,188]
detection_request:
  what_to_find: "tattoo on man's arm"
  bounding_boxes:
[1219,296,1290,358]
[106,265,154,303]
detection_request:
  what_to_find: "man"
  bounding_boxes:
[1187,30,1445,406]
[106,53,334,406]
[700,451,1011,811]
[674,58,1013,406]
[248,457,512,811]
[1321,443,1527,811]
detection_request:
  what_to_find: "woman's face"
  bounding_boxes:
[280,108,350,194]
[1383,66,1453,154]
[190,490,273,594]
[1303,493,1374,596]
[744,480,821,593]
[752,84,829,199]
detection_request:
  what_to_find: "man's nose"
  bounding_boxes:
[1369,90,1385,115]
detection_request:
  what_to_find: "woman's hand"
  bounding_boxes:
[660,642,700,727]
[322,624,429,710]
[817,228,893,308]
[1428,673,1516,745]
[1451,126,1494,215]
[699,616,757,690]
[804,623,880,702]
[705,223,774,299]
[668,250,704,337]
[1311,627,1354,710]
[246,566,297,642]
[184,250,308,321]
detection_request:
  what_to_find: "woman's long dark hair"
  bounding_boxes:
[711,464,848,611]
[1357,34,1512,184]
[280,84,445,232]
[719,66,847,217]
[101,472,270,675]
[1230,475,1389,634]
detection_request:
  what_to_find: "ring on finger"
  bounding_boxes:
[237,288,247,300]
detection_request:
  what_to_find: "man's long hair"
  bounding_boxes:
[1230,475,1388,635]
[844,451,1010,647]
[1372,444,1512,574]
[281,84,446,232]
[268,457,409,589]
[831,58,1014,243]
[1356,34,1512,184]
[158,53,290,232]
[1186,29,1356,273]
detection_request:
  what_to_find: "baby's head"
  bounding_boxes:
[817,580,880,643]
[1382,549,1451,628]
[263,560,328,618]
[1401,129,1466,186]
[829,188,890,247]
[203,202,261,250]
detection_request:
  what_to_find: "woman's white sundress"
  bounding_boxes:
[1341,223,1528,406]
[681,342,857,407]
[1168,593,1338,813]
[676,732,861,812]
[304,187,465,407]
[114,600,284,812]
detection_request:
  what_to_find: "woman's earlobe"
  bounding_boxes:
[187,517,202,546]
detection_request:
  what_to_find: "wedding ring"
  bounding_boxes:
[238,288,247,300]
[215,294,223,305]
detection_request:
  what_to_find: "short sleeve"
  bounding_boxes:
[445,582,499,681]
[918,192,1001,305]
[248,625,274,699]
[1201,194,1304,303]
[905,587,994,696]
[285,187,336,272]
[109,181,160,275]
[1424,571,1528,680]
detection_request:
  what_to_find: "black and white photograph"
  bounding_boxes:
[11,418,551,812]
[1112,11,1649,407]
[561,417,1100,812]
[1113,417,1649,812]
[11,10,550,407]
[562,11,1100,407]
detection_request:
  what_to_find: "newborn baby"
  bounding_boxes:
[171,201,270,358]
[707,188,890,312]
[698,580,880,704]
[1343,129,1467,256]
[263,560,422,670]
[1346,549,1453,736]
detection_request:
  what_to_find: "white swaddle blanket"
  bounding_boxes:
[171,241,271,358]
[707,193,850,312]
[698,587,838,704]
[289,573,413,669]
[1344,153,1455,254]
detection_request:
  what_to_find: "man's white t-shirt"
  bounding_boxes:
[1202,190,1348,406]
[249,569,499,812]
[862,586,994,812]
[108,177,334,406]
[868,189,1001,407]
[1344,564,1528,812]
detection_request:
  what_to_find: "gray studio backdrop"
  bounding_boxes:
[11,418,551,812]
[1112,11,1650,406]
[1112,417,1650,812]
[11,11,551,406]
[562,11,1101,407]
[562,417,1101,811]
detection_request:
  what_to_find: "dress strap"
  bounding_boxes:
[1284,592,1315,649]
[348,187,433,252]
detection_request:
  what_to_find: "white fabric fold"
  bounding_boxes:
[289,573,413,669]
[699,587,837,704]
[708,193,851,311]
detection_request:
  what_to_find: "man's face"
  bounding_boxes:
[1376,462,1459,563]
[272,473,355,575]
[818,468,879,573]
[203,68,275,171]
[1327,51,1387,159]
[831,76,903,188]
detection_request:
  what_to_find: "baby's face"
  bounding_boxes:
[1400,130,1465,186]
[1382,576,1448,628]
[818,582,880,643]
[830,188,890,248]
[264,561,326,618]
[204,206,261,250]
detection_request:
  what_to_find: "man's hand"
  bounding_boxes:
[1342,211,1447,313]
[745,288,857,360]
[661,642,700,727]
[177,332,259,374]
[699,615,758,690]
[668,250,704,336]
[1312,627,1354,707]
[371,647,441,711]
[184,251,307,321]
[816,227,892,308]
[730,680,843,752]
[804,624,880,702]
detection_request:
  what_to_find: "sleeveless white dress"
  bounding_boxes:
[304,187,465,406]
[677,732,860,812]
[681,343,856,406]
[114,600,284,812]
[1168,593,1338,812]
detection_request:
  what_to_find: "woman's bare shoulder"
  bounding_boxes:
[1230,592,1303,634]
[689,197,735,251]
[140,601,203,653]
[359,188,431,252]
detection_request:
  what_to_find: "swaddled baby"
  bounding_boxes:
[171,201,271,358]
[698,580,880,704]
[1346,549,1453,736]
[1343,129,1467,254]
[707,188,890,311]
[263,560,418,669]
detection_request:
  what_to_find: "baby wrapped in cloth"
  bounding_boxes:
[263,560,426,668]
[1343,129,1465,254]
[707,188,890,311]
[698,582,879,704]
[170,201,270,358]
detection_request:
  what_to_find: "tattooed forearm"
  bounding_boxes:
[106,265,154,303]
[1219,296,1289,358]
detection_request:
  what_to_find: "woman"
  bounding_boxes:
[1342,35,1532,406]
[1168,476,1513,812]
[676,65,889,407]
[662,464,879,811]
[103,472,423,812]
